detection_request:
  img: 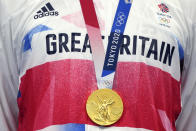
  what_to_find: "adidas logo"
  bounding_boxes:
[34,2,59,19]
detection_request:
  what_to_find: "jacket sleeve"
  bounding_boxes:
[0,0,22,131]
[176,0,196,130]
[0,26,19,131]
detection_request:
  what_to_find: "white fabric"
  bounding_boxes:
[37,124,152,131]
[0,0,196,131]
[176,0,196,131]
[85,125,152,131]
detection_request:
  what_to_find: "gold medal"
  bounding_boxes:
[86,88,123,126]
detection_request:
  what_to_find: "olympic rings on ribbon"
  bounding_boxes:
[115,12,126,26]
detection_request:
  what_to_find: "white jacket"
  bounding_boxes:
[0,0,196,131]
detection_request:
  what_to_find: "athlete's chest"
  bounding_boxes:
[15,0,185,44]
[13,0,185,81]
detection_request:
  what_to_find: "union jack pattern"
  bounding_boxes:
[158,3,169,13]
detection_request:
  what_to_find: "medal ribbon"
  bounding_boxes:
[80,0,133,89]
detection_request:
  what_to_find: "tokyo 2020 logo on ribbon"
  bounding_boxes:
[124,0,132,4]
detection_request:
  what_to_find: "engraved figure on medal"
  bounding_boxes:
[95,95,115,123]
